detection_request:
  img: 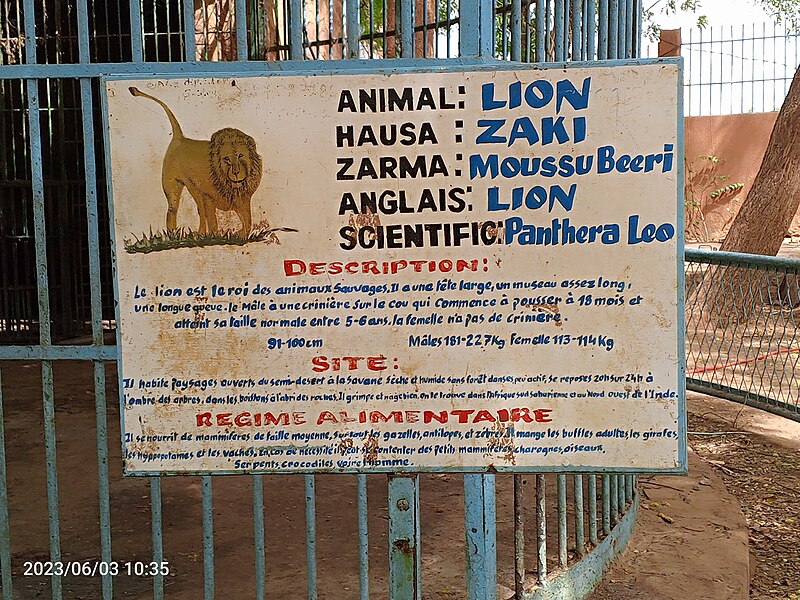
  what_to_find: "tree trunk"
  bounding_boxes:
[694,65,800,329]
[720,64,800,255]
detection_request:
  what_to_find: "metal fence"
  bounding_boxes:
[0,1,647,599]
[647,22,800,116]
[686,248,800,421]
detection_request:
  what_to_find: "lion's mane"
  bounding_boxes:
[208,128,263,210]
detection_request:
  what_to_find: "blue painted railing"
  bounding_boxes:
[0,1,644,599]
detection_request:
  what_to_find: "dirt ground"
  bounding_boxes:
[688,396,800,600]
[591,393,800,600]
[2,361,798,599]
[588,439,750,600]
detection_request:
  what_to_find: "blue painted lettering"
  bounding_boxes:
[628,215,676,244]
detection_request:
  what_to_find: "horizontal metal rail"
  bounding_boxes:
[685,248,800,419]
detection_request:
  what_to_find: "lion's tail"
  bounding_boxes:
[128,86,184,140]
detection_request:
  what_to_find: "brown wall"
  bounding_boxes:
[685,112,778,241]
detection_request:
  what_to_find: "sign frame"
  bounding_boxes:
[101,57,687,476]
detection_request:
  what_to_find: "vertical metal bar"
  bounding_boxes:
[687,27,692,115]
[598,0,608,59]
[357,474,369,600]
[0,369,13,600]
[434,0,441,58]
[253,475,265,600]
[183,0,197,62]
[793,28,798,114]
[571,0,581,60]
[573,474,585,557]
[465,474,496,600]
[762,21,766,112]
[511,0,522,61]
[235,0,248,59]
[329,0,335,59]
[587,0,596,59]
[22,1,52,346]
[601,475,610,535]
[625,474,633,503]
[710,25,715,115]
[150,477,164,600]
[314,0,321,59]
[93,362,112,599]
[460,0,493,57]
[610,474,618,525]
[535,0,545,62]
[732,24,737,114]
[445,0,453,58]
[608,0,618,58]
[635,0,642,57]
[384,0,390,59]
[77,65,99,338]
[501,1,509,59]
[554,0,564,61]
[751,23,755,113]
[389,475,421,600]
[150,0,158,60]
[587,474,598,545]
[535,474,546,584]
[129,0,144,61]
[617,474,625,512]
[165,0,175,59]
[513,475,525,598]
[366,0,373,59]
[524,0,531,62]
[41,368,61,598]
[624,0,632,57]
[346,0,360,58]
[80,80,113,600]
[76,0,115,588]
[305,474,318,600]
[289,0,304,59]
[76,0,91,60]
[698,26,704,114]
[399,0,414,58]
[202,476,214,600]
[546,0,552,60]
[557,474,567,568]
[580,0,587,59]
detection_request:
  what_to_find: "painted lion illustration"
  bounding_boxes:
[129,86,262,236]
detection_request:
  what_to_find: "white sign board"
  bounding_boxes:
[105,62,685,474]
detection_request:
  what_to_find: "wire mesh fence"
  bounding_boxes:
[686,248,800,420]
[645,22,800,116]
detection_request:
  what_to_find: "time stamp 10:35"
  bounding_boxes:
[23,561,171,577]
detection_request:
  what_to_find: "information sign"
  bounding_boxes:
[104,61,685,474]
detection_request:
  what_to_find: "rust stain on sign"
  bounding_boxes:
[487,420,516,465]
[193,295,208,323]
[337,437,354,455]
[362,433,379,465]
[522,300,563,327]
[348,209,381,237]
